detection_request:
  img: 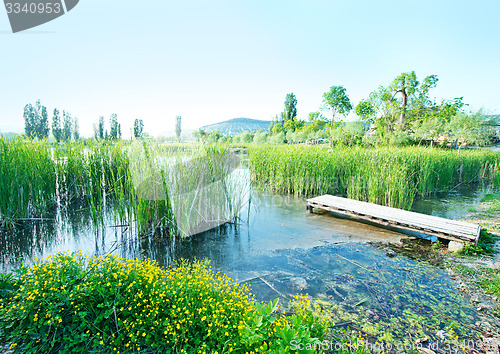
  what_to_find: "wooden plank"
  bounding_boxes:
[310,195,476,232]
[308,195,478,237]
[308,201,479,244]
[308,199,478,241]
[308,197,480,242]
[307,195,481,244]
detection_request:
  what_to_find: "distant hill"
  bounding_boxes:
[0,132,18,140]
[199,118,271,135]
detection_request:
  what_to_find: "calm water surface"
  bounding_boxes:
[0,185,495,343]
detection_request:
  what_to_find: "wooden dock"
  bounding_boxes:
[306,195,481,245]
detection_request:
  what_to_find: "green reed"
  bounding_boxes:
[0,139,249,237]
[130,142,248,237]
[248,145,500,210]
[0,138,57,227]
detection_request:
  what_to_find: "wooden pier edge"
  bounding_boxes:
[307,195,481,245]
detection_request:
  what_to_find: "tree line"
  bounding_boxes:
[192,71,497,146]
[265,71,498,146]
[23,100,79,142]
[21,99,150,141]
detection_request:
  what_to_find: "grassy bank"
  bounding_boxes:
[0,253,369,354]
[249,145,500,209]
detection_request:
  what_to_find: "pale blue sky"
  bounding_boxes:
[1,0,499,137]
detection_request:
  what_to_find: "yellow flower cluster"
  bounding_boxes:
[1,251,256,353]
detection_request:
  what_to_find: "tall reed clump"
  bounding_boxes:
[54,141,135,227]
[0,138,249,237]
[0,138,57,227]
[129,142,249,237]
[248,145,500,210]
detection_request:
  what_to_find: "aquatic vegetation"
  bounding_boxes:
[457,229,497,256]
[0,139,249,237]
[0,138,57,227]
[248,145,500,209]
[0,252,345,353]
[129,142,250,237]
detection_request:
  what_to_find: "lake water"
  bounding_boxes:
[0,178,495,345]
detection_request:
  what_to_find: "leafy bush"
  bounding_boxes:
[458,229,497,256]
[448,111,494,147]
[329,122,365,147]
[387,129,413,146]
[253,131,269,144]
[270,131,286,145]
[0,253,336,353]
[234,131,254,144]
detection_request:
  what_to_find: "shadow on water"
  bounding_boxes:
[0,188,493,343]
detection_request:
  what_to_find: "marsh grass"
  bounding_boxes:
[0,138,56,227]
[129,142,250,237]
[0,138,250,238]
[249,145,500,209]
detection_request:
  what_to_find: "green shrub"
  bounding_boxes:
[458,229,497,256]
[0,253,337,353]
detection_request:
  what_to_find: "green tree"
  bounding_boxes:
[330,121,366,146]
[271,122,285,135]
[253,130,269,144]
[411,116,445,143]
[307,111,325,122]
[389,71,419,125]
[283,93,297,122]
[23,100,49,139]
[73,118,80,140]
[433,97,465,123]
[322,85,352,127]
[234,131,253,143]
[109,114,120,140]
[192,129,207,142]
[208,130,222,143]
[37,104,49,139]
[412,74,439,120]
[269,131,286,144]
[175,116,182,141]
[52,108,62,142]
[62,111,73,142]
[448,111,492,147]
[355,99,376,123]
[365,85,396,125]
[361,72,442,133]
[133,119,144,138]
[23,103,35,137]
[94,116,105,139]
[283,119,297,133]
